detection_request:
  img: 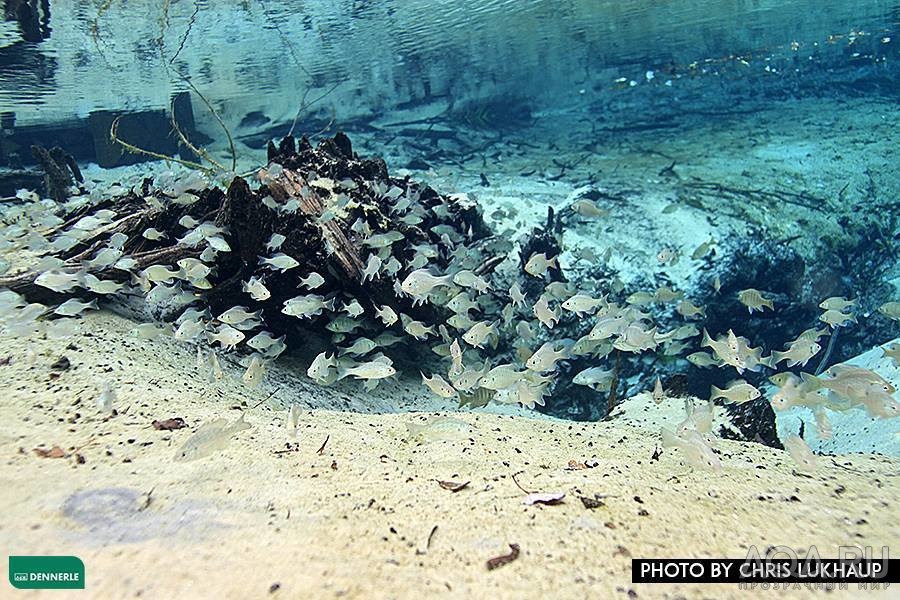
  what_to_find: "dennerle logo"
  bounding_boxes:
[8,556,85,590]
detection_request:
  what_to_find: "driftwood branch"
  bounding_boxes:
[681,180,830,212]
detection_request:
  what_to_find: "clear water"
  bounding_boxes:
[1,1,896,125]
[1,2,900,594]
[1,3,898,441]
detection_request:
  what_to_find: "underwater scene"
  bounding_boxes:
[0,0,899,597]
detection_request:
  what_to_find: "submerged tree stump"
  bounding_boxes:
[0,132,494,336]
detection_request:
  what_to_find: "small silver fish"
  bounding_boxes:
[403,318,435,340]
[340,338,377,356]
[241,354,266,388]
[737,289,774,313]
[242,276,271,301]
[218,306,261,325]
[361,254,382,283]
[405,417,474,444]
[710,380,760,404]
[178,215,200,229]
[247,331,283,351]
[400,269,454,300]
[819,309,856,328]
[783,433,817,472]
[878,301,900,321]
[142,227,167,241]
[259,252,299,272]
[375,305,398,326]
[452,270,490,293]
[362,231,404,248]
[130,322,172,339]
[572,367,614,393]
[340,360,396,381]
[772,340,821,368]
[533,295,559,329]
[83,274,124,295]
[509,282,526,308]
[686,352,719,368]
[652,376,665,404]
[478,364,526,391]
[421,372,457,398]
[206,324,245,350]
[54,298,98,317]
[97,382,116,412]
[462,321,496,348]
[299,272,325,290]
[341,299,365,318]
[35,270,83,293]
[819,296,856,311]
[174,414,252,461]
[282,295,334,318]
[561,294,605,316]
[525,341,570,372]
[524,252,557,277]
[661,427,721,471]
[141,265,180,284]
[85,247,124,270]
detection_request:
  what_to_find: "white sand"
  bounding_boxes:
[1,311,896,599]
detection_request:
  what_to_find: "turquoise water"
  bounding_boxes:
[0,1,898,456]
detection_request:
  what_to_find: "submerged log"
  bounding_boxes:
[0,132,492,331]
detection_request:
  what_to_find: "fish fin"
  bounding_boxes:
[660,427,680,448]
[799,372,823,390]
[228,413,252,434]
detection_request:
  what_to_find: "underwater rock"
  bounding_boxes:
[718,399,781,448]
[61,487,221,544]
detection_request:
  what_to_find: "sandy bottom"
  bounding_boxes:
[0,311,897,599]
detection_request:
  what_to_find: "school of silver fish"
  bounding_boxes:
[0,167,897,470]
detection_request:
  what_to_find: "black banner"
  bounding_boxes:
[632,559,899,584]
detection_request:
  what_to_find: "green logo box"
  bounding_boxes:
[9,556,85,590]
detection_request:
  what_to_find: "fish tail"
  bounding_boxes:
[701,328,713,348]
[710,385,723,399]
[772,351,785,364]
